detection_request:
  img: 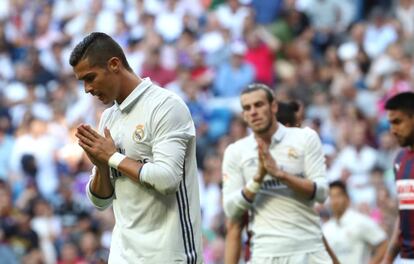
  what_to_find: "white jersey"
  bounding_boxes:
[86,78,203,264]
[222,124,328,257]
[323,209,386,264]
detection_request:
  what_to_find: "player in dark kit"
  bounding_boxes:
[383,92,414,263]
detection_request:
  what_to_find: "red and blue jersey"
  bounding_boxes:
[394,148,414,259]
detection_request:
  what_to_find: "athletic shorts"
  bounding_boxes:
[248,250,332,264]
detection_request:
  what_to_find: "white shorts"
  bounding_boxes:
[395,258,414,264]
[248,250,332,264]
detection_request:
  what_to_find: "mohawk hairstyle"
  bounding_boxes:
[69,32,132,72]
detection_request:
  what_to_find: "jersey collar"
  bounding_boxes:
[272,123,287,144]
[252,122,287,148]
[117,77,152,113]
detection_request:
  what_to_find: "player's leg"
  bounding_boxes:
[224,219,243,264]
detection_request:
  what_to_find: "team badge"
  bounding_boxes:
[133,124,145,142]
[287,147,299,159]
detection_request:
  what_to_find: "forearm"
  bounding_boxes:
[114,153,180,195]
[90,165,113,198]
[87,166,114,210]
[278,171,315,199]
[116,156,143,183]
[322,236,340,264]
[242,175,263,202]
[223,190,253,220]
[369,240,387,264]
[384,218,401,263]
[225,220,243,264]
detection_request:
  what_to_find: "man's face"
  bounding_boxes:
[73,58,119,105]
[387,110,414,148]
[241,90,277,134]
[329,187,348,216]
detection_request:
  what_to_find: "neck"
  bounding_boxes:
[334,207,347,221]
[255,120,278,144]
[116,70,141,104]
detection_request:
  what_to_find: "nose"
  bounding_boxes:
[250,106,258,116]
[84,82,93,94]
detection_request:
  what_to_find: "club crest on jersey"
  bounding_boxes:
[287,147,299,159]
[133,124,145,142]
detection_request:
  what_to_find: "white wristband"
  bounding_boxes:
[108,152,126,170]
[246,179,261,194]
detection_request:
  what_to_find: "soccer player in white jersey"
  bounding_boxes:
[222,84,331,263]
[323,180,387,264]
[69,32,202,264]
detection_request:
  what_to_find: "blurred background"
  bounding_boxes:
[0,0,411,263]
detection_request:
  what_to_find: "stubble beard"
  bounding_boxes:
[253,118,274,135]
[400,131,414,149]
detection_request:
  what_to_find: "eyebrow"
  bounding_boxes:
[78,73,95,81]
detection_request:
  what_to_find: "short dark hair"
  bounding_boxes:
[329,180,348,197]
[385,92,414,115]
[241,83,274,103]
[277,101,300,126]
[69,32,132,72]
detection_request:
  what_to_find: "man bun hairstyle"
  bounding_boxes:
[69,32,133,72]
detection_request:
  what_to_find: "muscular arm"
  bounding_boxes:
[225,219,244,264]
[383,216,401,264]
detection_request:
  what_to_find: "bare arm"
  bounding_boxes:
[383,217,401,264]
[322,235,340,264]
[225,219,244,264]
[369,239,387,264]
[90,165,113,198]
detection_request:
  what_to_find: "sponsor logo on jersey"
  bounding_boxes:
[133,124,145,142]
[397,179,414,210]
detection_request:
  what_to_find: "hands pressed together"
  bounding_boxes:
[254,138,285,183]
[75,124,117,168]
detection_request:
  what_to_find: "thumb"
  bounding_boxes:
[104,127,112,139]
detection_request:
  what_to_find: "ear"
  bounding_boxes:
[241,109,248,123]
[272,100,278,115]
[107,57,121,73]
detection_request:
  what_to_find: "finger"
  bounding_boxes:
[78,140,94,153]
[75,130,95,145]
[77,126,99,142]
[104,127,112,139]
[77,134,95,148]
[82,124,102,139]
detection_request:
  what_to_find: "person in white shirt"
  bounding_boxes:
[69,32,202,264]
[224,100,339,264]
[323,180,387,264]
[222,84,331,263]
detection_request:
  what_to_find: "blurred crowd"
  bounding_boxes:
[0,0,412,263]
